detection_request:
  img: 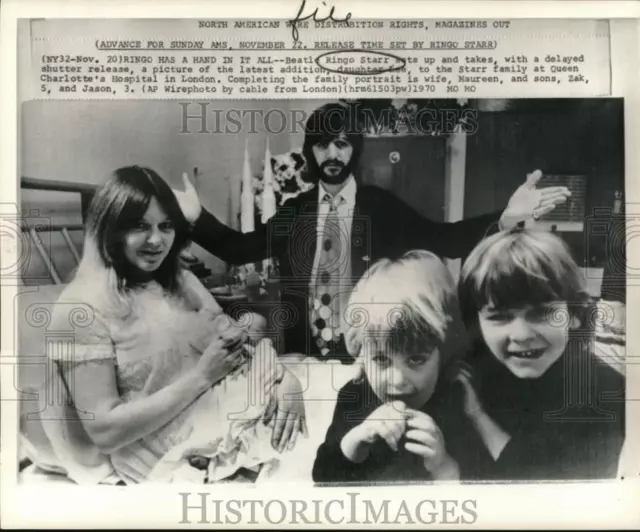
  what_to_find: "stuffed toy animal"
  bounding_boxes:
[253,151,314,212]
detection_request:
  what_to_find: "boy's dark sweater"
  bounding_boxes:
[312,376,492,484]
[468,344,626,481]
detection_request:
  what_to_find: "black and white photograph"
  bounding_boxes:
[15,96,627,486]
[2,5,639,528]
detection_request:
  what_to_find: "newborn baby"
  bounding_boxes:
[188,310,270,372]
[146,310,287,483]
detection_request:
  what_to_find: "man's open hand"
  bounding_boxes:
[172,172,202,224]
[499,170,571,229]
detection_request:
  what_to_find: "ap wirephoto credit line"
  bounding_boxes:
[1,1,639,529]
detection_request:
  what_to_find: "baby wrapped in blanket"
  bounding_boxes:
[146,310,291,483]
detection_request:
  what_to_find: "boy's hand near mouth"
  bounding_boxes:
[340,400,411,463]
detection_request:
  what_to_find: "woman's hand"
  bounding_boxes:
[172,172,202,224]
[195,336,245,387]
[265,368,307,453]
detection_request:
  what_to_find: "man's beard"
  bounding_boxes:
[319,160,353,185]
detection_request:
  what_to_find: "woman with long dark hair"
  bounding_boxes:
[22,166,306,484]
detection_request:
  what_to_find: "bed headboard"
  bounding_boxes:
[20,176,99,285]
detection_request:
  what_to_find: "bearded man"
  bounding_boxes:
[175,103,569,363]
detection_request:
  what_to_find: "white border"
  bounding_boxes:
[2,0,639,529]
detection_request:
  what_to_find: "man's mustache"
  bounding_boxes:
[320,160,345,170]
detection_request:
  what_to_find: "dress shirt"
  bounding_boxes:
[309,175,357,336]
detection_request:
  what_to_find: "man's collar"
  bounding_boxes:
[317,174,357,206]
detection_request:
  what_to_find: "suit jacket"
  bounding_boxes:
[191,184,501,355]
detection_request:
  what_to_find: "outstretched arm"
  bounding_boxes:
[191,206,272,265]
[173,172,282,265]
[390,193,502,260]
[396,169,570,259]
